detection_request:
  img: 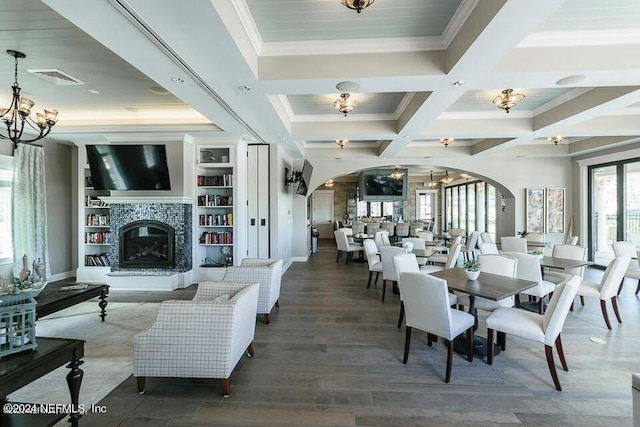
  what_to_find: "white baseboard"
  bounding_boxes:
[49,270,75,282]
[282,258,293,273]
[291,256,308,263]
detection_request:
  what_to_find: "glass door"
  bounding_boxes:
[591,165,618,266]
[625,162,640,247]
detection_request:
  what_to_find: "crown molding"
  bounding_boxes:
[438,110,533,120]
[519,29,640,48]
[532,87,593,116]
[394,93,416,118]
[291,113,398,123]
[230,0,264,56]
[442,0,481,48]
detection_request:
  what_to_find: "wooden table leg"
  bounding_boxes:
[66,349,84,426]
[99,287,108,322]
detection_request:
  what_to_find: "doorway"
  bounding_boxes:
[312,190,334,240]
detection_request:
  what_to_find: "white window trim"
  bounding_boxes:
[415,189,438,232]
[0,154,12,265]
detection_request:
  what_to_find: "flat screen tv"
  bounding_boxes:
[86,144,171,191]
[359,168,408,201]
[296,159,313,196]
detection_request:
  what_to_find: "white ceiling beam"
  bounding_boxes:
[291,120,397,140]
[568,136,640,156]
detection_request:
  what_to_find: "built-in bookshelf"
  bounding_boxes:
[195,145,234,269]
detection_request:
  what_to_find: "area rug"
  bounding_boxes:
[8,301,159,409]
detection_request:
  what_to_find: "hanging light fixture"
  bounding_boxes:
[389,167,404,180]
[335,139,349,148]
[439,137,454,148]
[427,170,438,188]
[333,93,359,116]
[440,170,454,185]
[324,179,334,188]
[548,135,564,145]
[492,88,525,114]
[459,173,471,181]
[341,0,375,13]
[0,50,58,149]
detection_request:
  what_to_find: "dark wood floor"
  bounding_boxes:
[84,239,638,426]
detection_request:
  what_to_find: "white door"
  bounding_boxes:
[312,191,334,239]
[247,145,270,258]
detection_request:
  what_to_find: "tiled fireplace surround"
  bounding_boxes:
[106,202,193,290]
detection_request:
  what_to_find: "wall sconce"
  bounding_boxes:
[501,195,506,212]
[284,167,301,186]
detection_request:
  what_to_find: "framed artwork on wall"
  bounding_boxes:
[525,188,545,233]
[546,188,565,234]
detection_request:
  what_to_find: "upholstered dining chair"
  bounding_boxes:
[363,239,382,289]
[399,272,474,383]
[421,243,462,274]
[402,237,430,265]
[381,222,396,242]
[134,282,259,397]
[394,252,458,328]
[366,222,381,235]
[612,241,640,295]
[379,246,406,302]
[374,230,390,250]
[478,242,499,255]
[502,252,555,314]
[543,244,587,285]
[416,230,434,241]
[480,232,493,243]
[410,221,425,236]
[525,232,545,243]
[500,236,527,253]
[461,231,480,262]
[351,221,366,235]
[395,223,410,241]
[576,256,630,330]
[456,254,517,312]
[334,230,362,264]
[485,276,580,391]
[428,235,462,264]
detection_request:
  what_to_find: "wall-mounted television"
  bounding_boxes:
[86,144,171,191]
[359,168,408,201]
[296,159,313,196]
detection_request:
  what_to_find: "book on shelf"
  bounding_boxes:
[85,232,111,244]
[85,195,107,207]
[85,253,110,267]
[198,213,233,226]
[197,194,233,207]
[197,174,233,187]
[199,231,233,245]
[86,214,110,226]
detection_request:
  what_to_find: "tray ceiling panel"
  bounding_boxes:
[446,88,573,113]
[288,92,407,116]
[536,0,640,32]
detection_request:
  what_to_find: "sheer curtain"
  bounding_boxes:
[12,144,50,280]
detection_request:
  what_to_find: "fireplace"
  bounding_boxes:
[119,220,175,269]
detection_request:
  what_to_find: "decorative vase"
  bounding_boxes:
[465,270,480,280]
[19,254,30,282]
[35,258,46,281]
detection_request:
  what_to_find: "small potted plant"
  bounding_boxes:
[463,260,481,280]
[532,250,544,260]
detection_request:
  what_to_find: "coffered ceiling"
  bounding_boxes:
[5,0,639,163]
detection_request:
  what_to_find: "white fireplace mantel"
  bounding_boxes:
[99,196,195,204]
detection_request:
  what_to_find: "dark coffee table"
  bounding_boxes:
[35,283,109,322]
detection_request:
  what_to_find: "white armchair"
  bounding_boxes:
[133,282,259,397]
[222,258,283,324]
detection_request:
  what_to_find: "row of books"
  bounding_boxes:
[85,232,111,244]
[85,253,110,267]
[86,214,110,226]
[199,231,233,245]
[197,195,233,207]
[199,213,233,226]
[197,174,233,187]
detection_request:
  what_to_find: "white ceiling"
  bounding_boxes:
[4,0,639,164]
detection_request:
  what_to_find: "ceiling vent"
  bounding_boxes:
[26,69,85,86]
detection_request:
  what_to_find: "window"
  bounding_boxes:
[0,155,12,264]
[444,180,497,235]
[357,201,394,218]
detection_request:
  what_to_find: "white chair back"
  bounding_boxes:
[374,230,389,250]
[399,273,455,338]
[613,241,640,272]
[334,230,350,252]
[416,231,433,241]
[600,257,632,299]
[394,252,420,275]
[402,237,426,251]
[445,243,462,269]
[363,239,380,269]
[542,276,581,346]
[380,246,406,282]
[502,252,543,284]
[526,233,545,243]
[410,222,425,236]
[395,223,410,238]
[480,232,493,243]
[381,231,392,246]
[464,231,480,251]
[451,235,463,247]
[568,235,579,245]
[449,228,466,237]
[478,254,517,277]
[478,242,499,255]
[551,244,587,277]
[337,227,353,236]
[381,222,396,237]
[500,236,527,253]
[366,223,381,234]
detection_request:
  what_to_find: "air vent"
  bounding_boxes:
[26,69,85,86]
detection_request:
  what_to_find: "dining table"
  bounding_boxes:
[430,268,537,358]
[540,256,592,271]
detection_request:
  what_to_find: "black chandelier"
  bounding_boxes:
[0,50,58,149]
[341,0,375,14]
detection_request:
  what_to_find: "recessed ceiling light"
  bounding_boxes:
[452,80,464,86]
[171,77,184,83]
[150,86,170,95]
[125,107,139,112]
[401,135,409,139]
[238,85,251,91]
[336,81,359,92]
[556,75,586,86]
[279,137,286,141]
[88,89,100,94]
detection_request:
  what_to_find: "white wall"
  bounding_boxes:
[269,144,295,267]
